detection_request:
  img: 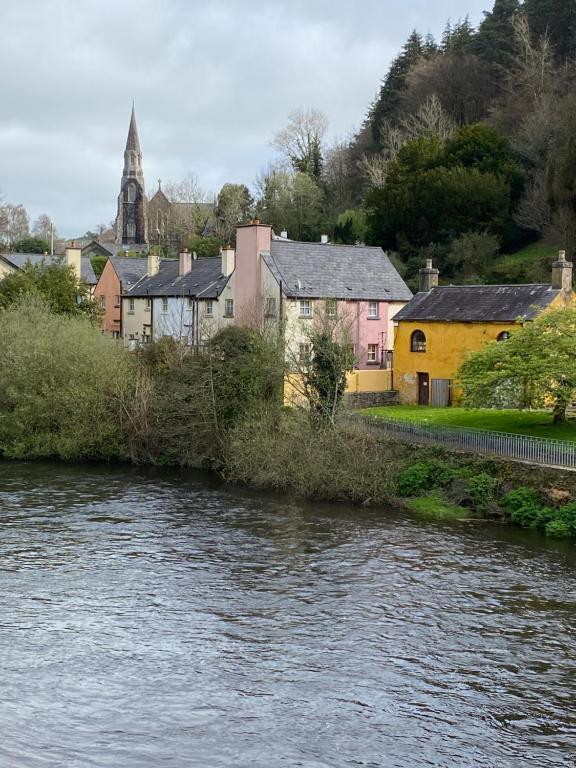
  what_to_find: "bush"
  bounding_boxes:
[396,459,464,497]
[468,473,499,511]
[0,298,135,460]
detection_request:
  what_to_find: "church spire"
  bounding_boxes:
[125,103,141,153]
[116,105,148,245]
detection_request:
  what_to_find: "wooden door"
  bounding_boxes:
[417,372,430,406]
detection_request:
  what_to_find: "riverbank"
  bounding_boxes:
[222,411,576,540]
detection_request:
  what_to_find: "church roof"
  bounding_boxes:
[0,252,97,285]
[263,240,412,301]
[394,284,561,323]
[126,257,228,299]
[125,105,141,153]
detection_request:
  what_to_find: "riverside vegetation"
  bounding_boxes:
[1,294,575,541]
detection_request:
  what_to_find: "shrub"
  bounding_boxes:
[396,459,464,497]
[0,297,135,460]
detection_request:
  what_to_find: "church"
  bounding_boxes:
[112,106,215,252]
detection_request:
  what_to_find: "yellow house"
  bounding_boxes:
[393,254,573,406]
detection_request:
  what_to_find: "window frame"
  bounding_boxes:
[411,329,427,353]
[299,299,313,318]
[161,297,169,314]
[128,297,135,313]
[205,299,214,316]
[368,301,379,319]
[299,342,312,364]
[224,298,234,317]
[367,343,379,364]
[325,299,337,318]
[265,297,277,317]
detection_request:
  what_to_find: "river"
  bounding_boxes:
[0,462,574,767]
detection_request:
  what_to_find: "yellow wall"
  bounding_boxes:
[393,320,521,405]
[284,369,393,406]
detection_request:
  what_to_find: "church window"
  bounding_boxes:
[127,184,136,203]
[127,221,136,239]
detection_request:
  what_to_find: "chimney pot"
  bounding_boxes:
[320,234,329,244]
[280,230,288,239]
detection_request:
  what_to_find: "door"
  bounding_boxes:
[431,378,451,407]
[417,372,430,406]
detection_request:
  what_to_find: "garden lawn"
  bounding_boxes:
[362,406,576,443]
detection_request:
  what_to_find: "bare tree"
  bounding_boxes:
[32,214,55,243]
[272,108,328,178]
[0,203,29,247]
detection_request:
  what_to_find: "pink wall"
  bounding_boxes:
[235,222,272,323]
[340,300,389,370]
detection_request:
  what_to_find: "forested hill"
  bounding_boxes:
[255,0,576,290]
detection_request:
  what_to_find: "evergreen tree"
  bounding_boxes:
[523,0,576,61]
[370,30,427,147]
[475,0,521,67]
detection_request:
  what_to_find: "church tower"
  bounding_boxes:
[116,105,148,244]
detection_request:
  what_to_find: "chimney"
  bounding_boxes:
[147,250,160,277]
[419,259,439,292]
[221,244,235,277]
[552,250,573,294]
[179,248,192,276]
[280,230,288,239]
[320,234,329,244]
[65,242,82,282]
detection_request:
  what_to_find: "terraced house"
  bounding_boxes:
[393,254,574,406]
[121,248,235,347]
[0,245,97,294]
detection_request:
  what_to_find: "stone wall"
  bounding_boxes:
[345,390,399,409]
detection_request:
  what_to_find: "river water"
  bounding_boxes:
[0,462,574,767]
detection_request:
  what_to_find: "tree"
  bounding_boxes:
[10,236,50,254]
[446,231,500,280]
[215,183,254,244]
[523,0,576,62]
[257,168,324,241]
[0,258,99,320]
[0,203,29,247]
[475,0,521,69]
[333,209,367,244]
[32,213,55,243]
[458,307,576,424]
[272,108,328,180]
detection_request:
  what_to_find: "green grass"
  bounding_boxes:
[407,494,471,520]
[363,406,576,442]
[490,241,560,283]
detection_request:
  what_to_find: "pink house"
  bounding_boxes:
[232,221,412,370]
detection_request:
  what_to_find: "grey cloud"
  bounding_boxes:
[0,0,490,236]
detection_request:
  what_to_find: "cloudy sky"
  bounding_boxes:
[0,0,491,237]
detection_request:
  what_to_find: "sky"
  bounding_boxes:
[0,0,491,237]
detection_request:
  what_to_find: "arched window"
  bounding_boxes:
[127,221,136,239]
[127,183,136,203]
[497,331,511,341]
[411,330,427,353]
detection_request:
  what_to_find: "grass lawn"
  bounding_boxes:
[489,241,560,283]
[362,406,576,443]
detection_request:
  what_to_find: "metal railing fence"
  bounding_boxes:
[344,413,576,469]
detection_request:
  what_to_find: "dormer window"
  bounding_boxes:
[411,330,427,353]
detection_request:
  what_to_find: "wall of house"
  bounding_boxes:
[393,320,522,405]
[283,298,395,371]
[93,260,121,336]
[122,296,152,346]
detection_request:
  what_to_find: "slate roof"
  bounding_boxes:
[127,257,229,299]
[81,240,149,258]
[263,240,412,301]
[394,284,561,323]
[109,256,150,289]
[0,252,97,284]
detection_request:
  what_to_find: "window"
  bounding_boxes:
[368,301,379,319]
[161,297,168,313]
[497,331,511,341]
[206,300,213,316]
[299,299,312,317]
[99,295,106,309]
[367,344,378,363]
[145,297,151,311]
[114,295,121,307]
[187,297,194,310]
[299,342,312,363]
[265,297,277,317]
[128,298,135,313]
[411,330,427,353]
[224,298,234,317]
[127,184,136,203]
[325,299,337,317]
[112,331,120,340]
[127,221,136,239]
